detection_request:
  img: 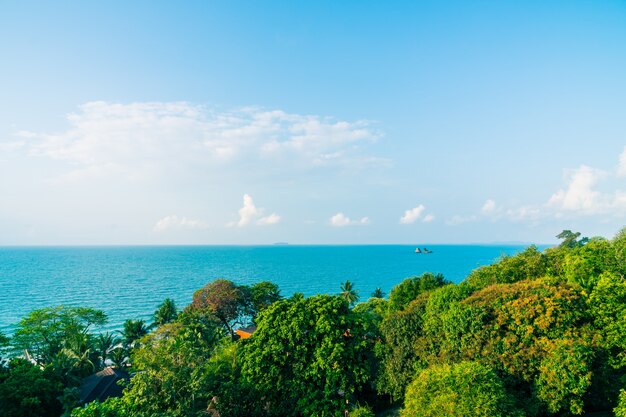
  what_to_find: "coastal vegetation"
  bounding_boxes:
[1,227,626,416]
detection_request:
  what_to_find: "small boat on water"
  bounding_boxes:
[415,247,433,254]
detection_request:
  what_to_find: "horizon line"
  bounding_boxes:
[0,241,555,248]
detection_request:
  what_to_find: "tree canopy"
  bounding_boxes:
[240,294,376,416]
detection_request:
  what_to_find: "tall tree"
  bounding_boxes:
[95,332,121,369]
[0,331,9,360]
[240,295,375,417]
[0,358,63,417]
[340,280,360,305]
[247,281,282,319]
[189,279,247,338]
[153,298,178,326]
[557,230,589,248]
[371,287,385,298]
[388,273,449,311]
[12,306,107,366]
[120,319,149,350]
[110,314,227,416]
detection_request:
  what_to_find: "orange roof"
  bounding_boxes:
[235,325,257,339]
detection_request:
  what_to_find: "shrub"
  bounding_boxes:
[402,361,521,417]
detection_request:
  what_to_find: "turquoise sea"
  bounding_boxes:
[0,244,544,335]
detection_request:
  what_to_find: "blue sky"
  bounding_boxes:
[1,1,625,244]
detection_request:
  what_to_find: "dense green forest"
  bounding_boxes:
[2,228,626,417]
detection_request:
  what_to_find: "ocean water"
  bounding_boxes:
[0,244,541,335]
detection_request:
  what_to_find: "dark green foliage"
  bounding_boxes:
[95,332,120,369]
[0,331,8,346]
[557,230,589,248]
[153,298,178,326]
[377,294,428,401]
[0,358,63,417]
[206,380,267,417]
[402,361,521,417]
[240,295,375,417]
[247,281,282,318]
[371,287,385,298]
[388,272,449,311]
[0,331,9,359]
[50,332,99,385]
[120,319,148,349]
[108,347,127,369]
[353,297,387,337]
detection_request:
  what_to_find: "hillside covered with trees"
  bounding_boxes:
[2,227,626,416]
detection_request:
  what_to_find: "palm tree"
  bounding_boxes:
[95,332,121,368]
[371,288,385,298]
[120,319,149,350]
[53,333,96,383]
[154,298,178,326]
[340,280,359,305]
[109,347,127,369]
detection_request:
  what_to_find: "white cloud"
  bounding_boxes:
[422,214,435,223]
[400,205,425,224]
[231,194,280,227]
[547,165,606,213]
[237,194,260,227]
[481,199,496,215]
[153,215,208,232]
[20,101,385,183]
[618,146,626,177]
[543,164,626,217]
[330,213,370,227]
[503,162,626,222]
[258,213,281,226]
[0,140,25,152]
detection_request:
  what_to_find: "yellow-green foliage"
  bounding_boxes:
[563,238,620,290]
[465,246,547,290]
[535,337,593,415]
[350,405,375,417]
[380,236,621,416]
[402,361,520,417]
[615,390,626,417]
[589,272,626,367]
